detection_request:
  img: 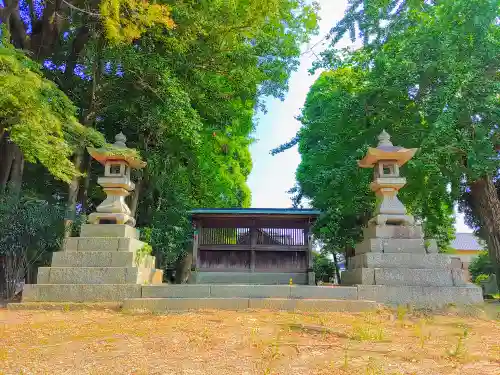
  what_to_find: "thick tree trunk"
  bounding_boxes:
[66,34,103,220]
[77,153,93,212]
[0,133,24,195]
[469,176,500,292]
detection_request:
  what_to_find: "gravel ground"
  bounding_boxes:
[1,307,499,375]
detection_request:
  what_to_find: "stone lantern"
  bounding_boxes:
[87,132,145,227]
[358,130,418,226]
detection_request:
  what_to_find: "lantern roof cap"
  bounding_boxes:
[87,132,146,169]
[358,130,418,168]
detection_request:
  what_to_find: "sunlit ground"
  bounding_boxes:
[1,305,499,375]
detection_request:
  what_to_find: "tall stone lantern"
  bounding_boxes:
[340,130,483,307]
[358,130,418,226]
[87,132,145,227]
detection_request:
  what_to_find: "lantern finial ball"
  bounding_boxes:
[377,129,393,147]
[114,132,127,148]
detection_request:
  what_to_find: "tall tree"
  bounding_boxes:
[0,41,104,193]
[1,0,319,270]
[276,0,500,288]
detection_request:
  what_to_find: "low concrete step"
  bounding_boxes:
[52,251,155,268]
[142,284,358,299]
[22,284,143,302]
[122,298,378,312]
[8,302,122,311]
[37,267,162,285]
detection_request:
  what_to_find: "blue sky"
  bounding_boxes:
[247,0,472,233]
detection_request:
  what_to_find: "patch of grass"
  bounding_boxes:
[342,342,350,370]
[414,319,431,349]
[396,305,407,320]
[350,323,387,342]
[447,325,469,357]
[365,357,385,375]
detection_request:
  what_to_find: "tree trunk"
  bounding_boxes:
[67,148,84,214]
[332,251,341,284]
[77,153,93,212]
[469,176,500,292]
[0,134,24,195]
[129,176,142,218]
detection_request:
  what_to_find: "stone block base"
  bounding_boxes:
[52,251,155,268]
[80,224,139,239]
[363,224,423,239]
[22,284,142,302]
[341,267,464,287]
[355,238,426,255]
[122,298,378,313]
[357,285,483,307]
[348,253,452,270]
[37,266,163,285]
[63,237,145,252]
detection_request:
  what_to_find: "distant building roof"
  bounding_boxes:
[451,233,484,251]
[189,208,321,216]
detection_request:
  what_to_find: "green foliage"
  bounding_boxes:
[313,252,336,283]
[135,243,153,267]
[87,0,319,267]
[0,44,105,183]
[0,191,68,298]
[469,251,494,283]
[0,192,66,257]
[474,274,490,286]
[275,0,500,252]
[4,0,318,271]
[100,0,175,44]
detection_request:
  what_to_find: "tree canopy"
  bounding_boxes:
[0,0,319,271]
[274,0,499,280]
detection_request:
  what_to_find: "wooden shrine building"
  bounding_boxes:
[189,208,320,285]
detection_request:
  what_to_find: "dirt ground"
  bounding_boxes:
[1,306,499,375]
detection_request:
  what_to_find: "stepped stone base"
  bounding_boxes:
[122,298,378,312]
[355,238,426,254]
[22,284,143,302]
[80,224,139,239]
[348,253,451,269]
[52,251,156,268]
[18,283,483,308]
[37,266,163,285]
[22,224,163,304]
[358,285,483,306]
[342,223,483,307]
[63,237,145,252]
[342,267,465,287]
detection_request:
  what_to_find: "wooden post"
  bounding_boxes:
[305,225,315,285]
[250,226,257,272]
[192,220,200,270]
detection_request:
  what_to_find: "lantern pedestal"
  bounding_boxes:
[341,131,483,307]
